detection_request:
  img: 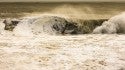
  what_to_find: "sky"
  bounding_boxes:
[0,0,125,2]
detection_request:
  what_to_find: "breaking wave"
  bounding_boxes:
[0,14,71,36]
[93,12,125,34]
[0,13,109,36]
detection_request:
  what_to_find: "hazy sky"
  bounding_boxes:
[0,0,125,2]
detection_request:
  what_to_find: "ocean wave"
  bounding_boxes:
[0,14,107,36]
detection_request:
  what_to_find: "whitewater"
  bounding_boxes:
[0,13,125,70]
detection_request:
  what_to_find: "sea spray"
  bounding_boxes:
[13,20,33,37]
